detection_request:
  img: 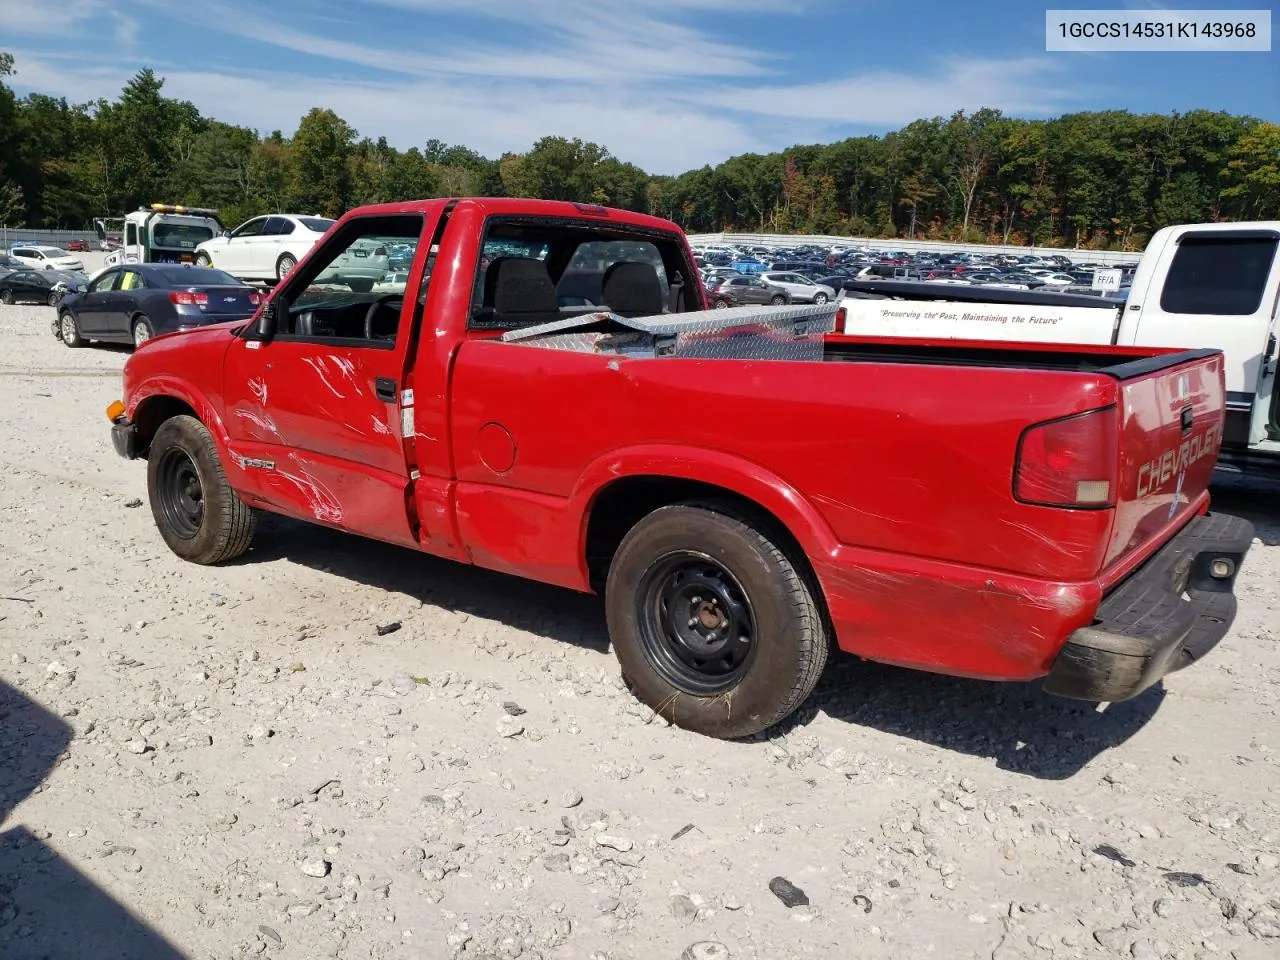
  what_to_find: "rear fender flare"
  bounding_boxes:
[568,444,842,576]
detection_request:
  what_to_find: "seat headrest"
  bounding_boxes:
[602,261,664,318]
[484,256,558,314]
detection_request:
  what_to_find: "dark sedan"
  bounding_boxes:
[0,269,62,306]
[55,264,262,349]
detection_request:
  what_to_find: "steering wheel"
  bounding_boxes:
[363,294,403,341]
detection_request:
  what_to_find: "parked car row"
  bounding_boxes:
[691,239,1138,300]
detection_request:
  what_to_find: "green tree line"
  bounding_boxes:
[2,57,1277,250]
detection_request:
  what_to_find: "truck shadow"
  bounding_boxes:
[1210,471,1280,546]
[245,513,611,652]
[0,680,184,958]
[783,657,1165,781]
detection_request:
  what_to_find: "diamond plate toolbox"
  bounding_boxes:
[499,303,839,361]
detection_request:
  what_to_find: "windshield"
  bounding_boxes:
[152,223,216,250]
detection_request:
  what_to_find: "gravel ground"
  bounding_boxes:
[1,296,1278,960]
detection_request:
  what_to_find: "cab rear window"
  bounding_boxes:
[1160,234,1278,316]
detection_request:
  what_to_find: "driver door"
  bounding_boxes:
[77,269,122,334]
[218,217,266,275]
[222,212,435,548]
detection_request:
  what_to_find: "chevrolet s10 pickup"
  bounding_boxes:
[106,197,1255,738]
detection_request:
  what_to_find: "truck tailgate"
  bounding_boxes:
[1105,350,1226,569]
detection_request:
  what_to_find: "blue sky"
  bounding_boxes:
[1,0,1276,174]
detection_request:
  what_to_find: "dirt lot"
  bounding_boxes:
[1,297,1278,960]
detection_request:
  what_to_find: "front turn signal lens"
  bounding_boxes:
[106,400,126,422]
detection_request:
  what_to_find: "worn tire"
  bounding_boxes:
[813,292,829,304]
[276,253,297,280]
[769,294,786,305]
[195,252,212,268]
[146,415,256,565]
[0,289,13,305]
[605,503,828,739]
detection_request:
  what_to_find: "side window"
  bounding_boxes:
[119,270,145,291]
[125,224,137,246]
[276,214,424,346]
[273,218,296,236]
[232,218,265,239]
[89,271,120,293]
[1160,235,1278,316]
[261,217,285,236]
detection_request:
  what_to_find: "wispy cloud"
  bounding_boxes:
[4,0,1113,173]
[695,57,1093,125]
[0,0,104,37]
[112,12,139,48]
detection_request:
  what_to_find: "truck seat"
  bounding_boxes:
[473,256,564,328]
[602,261,665,318]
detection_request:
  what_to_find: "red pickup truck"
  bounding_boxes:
[106,198,1255,739]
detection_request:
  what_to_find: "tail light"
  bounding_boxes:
[373,246,387,257]
[834,305,847,333]
[1014,408,1117,508]
[248,291,263,306]
[169,291,208,306]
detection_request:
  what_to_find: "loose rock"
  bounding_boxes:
[768,877,809,908]
[298,858,331,879]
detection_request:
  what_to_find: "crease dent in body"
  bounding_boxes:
[275,454,343,523]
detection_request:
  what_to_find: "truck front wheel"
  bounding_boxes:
[146,415,256,565]
[605,504,828,739]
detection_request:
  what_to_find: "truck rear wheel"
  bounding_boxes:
[605,504,828,739]
[146,415,256,565]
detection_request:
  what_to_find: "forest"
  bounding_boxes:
[1,55,1278,250]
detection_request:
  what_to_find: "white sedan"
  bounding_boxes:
[195,214,336,283]
[1036,273,1079,286]
[10,245,85,273]
[759,271,836,304]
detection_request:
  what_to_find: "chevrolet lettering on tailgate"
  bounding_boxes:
[1136,420,1222,497]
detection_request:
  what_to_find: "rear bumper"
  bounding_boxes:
[1043,512,1255,702]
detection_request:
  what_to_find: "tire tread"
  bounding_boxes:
[606,502,829,739]
[148,415,256,564]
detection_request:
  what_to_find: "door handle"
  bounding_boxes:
[375,377,397,402]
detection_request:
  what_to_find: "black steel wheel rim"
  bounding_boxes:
[636,551,756,695]
[155,448,205,540]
